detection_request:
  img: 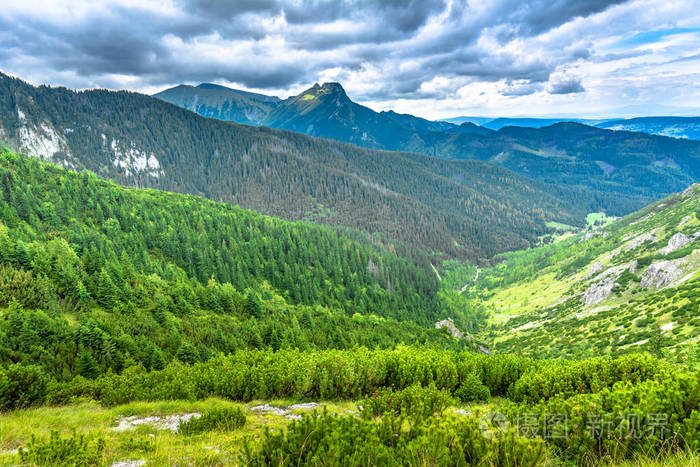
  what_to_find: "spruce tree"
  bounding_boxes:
[96,269,118,310]
[76,350,100,379]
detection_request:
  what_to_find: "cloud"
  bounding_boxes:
[547,74,585,94]
[0,0,699,118]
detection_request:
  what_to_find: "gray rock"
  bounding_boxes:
[626,232,656,250]
[584,262,604,279]
[580,231,600,242]
[682,184,699,196]
[435,318,491,354]
[640,261,682,288]
[628,260,638,274]
[582,277,615,306]
[435,318,463,339]
[661,233,692,255]
[113,413,200,432]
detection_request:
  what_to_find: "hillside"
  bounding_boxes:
[467,183,700,359]
[156,81,700,210]
[0,146,489,384]
[0,72,603,261]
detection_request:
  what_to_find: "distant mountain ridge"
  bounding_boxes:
[446,115,700,139]
[596,116,700,140]
[156,81,700,211]
[154,82,280,126]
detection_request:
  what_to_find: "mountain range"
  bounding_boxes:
[155,81,700,208]
[0,72,593,261]
[447,115,700,140]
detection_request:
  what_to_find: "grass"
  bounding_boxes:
[0,398,361,465]
[0,397,696,465]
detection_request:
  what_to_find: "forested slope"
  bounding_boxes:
[0,72,597,260]
[0,147,487,386]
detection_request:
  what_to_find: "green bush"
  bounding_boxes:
[178,407,246,435]
[244,410,544,466]
[45,348,534,406]
[503,372,700,463]
[454,372,491,402]
[360,384,454,420]
[509,353,670,403]
[1,364,48,410]
[18,431,105,466]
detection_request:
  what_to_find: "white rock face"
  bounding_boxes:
[582,277,615,306]
[682,184,699,196]
[640,261,682,288]
[110,139,164,178]
[113,413,200,432]
[580,231,600,242]
[18,122,62,160]
[625,232,656,250]
[628,260,638,274]
[251,403,319,420]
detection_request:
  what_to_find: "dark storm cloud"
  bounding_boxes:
[547,78,585,94]
[0,0,632,97]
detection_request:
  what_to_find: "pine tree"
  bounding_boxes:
[244,292,263,318]
[96,269,118,310]
[175,343,198,365]
[76,350,100,379]
[150,347,166,370]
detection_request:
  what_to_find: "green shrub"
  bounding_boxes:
[18,431,105,466]
[1,364,48,410]
[360,384,454,420]
[244,410,544,466]
[509,353,670,403]
[178,407,246,435]
[503,372,700,463]
[454,373,491,402]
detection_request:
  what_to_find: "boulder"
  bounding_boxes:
[582,277,615,306]
[628,260,638,274]
[580,231,600,242]
[661,233,692,255]
[626,232,656,250]
[640,261,682,288]
[584,262,604,279]
[435,318,463,338]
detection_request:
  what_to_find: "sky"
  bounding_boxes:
[1,0,700,120]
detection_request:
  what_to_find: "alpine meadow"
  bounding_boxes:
[0,1,699,466]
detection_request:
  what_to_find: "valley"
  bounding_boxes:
[1,2,700,461]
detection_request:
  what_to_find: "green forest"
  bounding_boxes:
[0,146,497,391]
